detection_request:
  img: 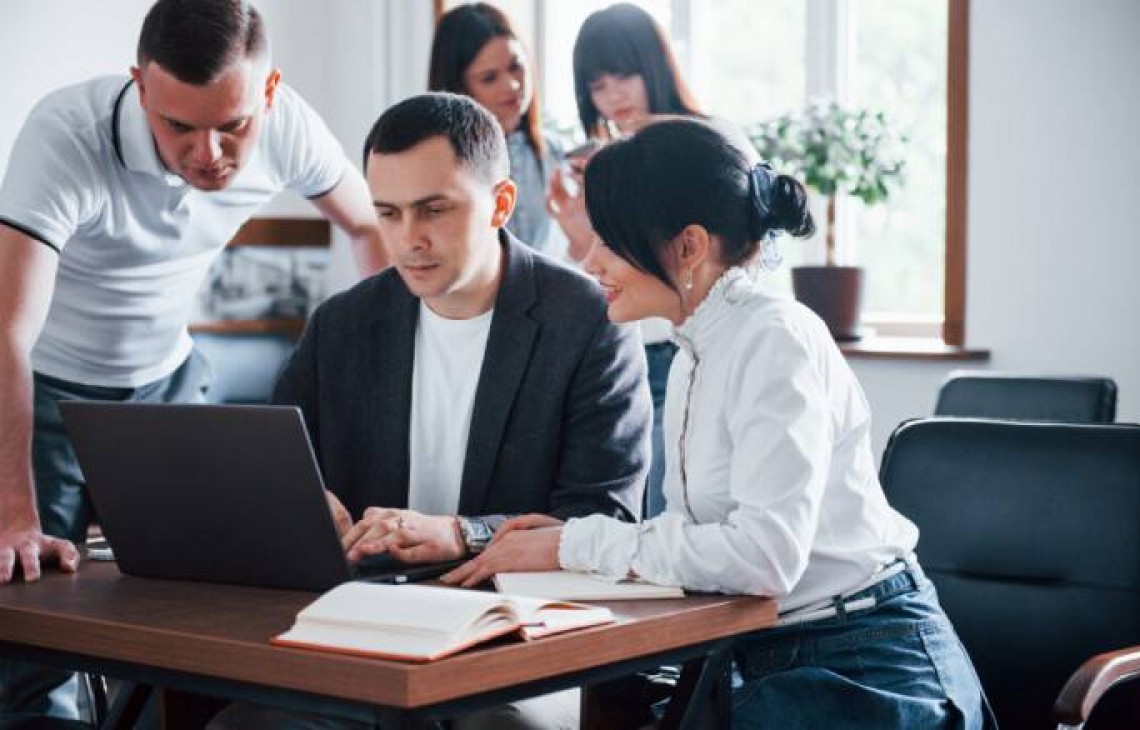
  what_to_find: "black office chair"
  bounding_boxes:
[933,371,1117,423]
[880,418,1140,729]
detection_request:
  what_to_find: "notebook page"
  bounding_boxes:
[495,571,684,601]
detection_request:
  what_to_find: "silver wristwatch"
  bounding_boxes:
[457,516,494,555]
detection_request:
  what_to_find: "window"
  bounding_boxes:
[851,3,948,324]
[437,0,968,345]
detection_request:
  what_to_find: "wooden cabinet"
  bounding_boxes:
[189,217,331,338]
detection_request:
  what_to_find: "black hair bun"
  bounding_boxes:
[769,175,816,238]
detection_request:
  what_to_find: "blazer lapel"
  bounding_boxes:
[458,234,538,514]
[367,285,419,511]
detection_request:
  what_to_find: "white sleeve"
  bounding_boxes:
[264,84,348,199]
[0,102,103,251]
[560,318,833,597]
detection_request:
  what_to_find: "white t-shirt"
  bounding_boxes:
[0,76,347,387]
[407,302,494,516]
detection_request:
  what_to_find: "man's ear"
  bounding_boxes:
[264,68,282,110]
[490,179,518,228]
[130,65,146,104]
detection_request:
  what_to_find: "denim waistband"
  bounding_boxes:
[843,556,925,608]
[778,557,926,627]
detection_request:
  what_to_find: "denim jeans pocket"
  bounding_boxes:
[733,635,800,681]
[917,620,995,728]
[835,619,952,696]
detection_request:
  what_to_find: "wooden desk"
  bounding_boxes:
[0,562,776,727]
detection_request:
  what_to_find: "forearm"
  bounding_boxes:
[308,170,388,278]
[559,511,802,596]
[473,479,638,534]
[0,341,39,527]
[349,225,388,278]
[564,229,594,263]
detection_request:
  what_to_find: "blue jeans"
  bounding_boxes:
[731,560,997,729]
[643,342,677,519]
[0,349,212,722]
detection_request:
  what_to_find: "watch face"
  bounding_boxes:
[463,518,494,553]
[470,519,494,541]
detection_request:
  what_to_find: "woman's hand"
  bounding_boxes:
[341,507,465,564]
[489,513,564,545]
[441,516,564,588]
[547,167,595,262]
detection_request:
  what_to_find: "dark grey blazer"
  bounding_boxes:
[272,232,651,526]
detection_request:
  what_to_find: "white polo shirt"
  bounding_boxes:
[0,76,347,387]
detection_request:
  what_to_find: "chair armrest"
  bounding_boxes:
[1054,646,1140,725]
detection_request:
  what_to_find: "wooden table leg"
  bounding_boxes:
[581,675,657,729]
[157,689,228,730]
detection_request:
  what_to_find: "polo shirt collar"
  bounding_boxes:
[113,80,187,188]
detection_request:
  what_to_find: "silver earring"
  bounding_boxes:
[684,269,694,291]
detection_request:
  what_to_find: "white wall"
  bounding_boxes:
[851,0,1140,456]
[3,1,1138,457]
[0,1,153,172]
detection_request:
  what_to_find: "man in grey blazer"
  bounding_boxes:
[271,93,651,571]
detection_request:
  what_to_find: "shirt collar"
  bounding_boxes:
[113,80,188,188]
[674,266,754,356]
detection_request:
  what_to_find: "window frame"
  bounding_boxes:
[434,0,970,347]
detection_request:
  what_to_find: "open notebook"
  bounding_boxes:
[272,583,614,662]
[494,571,685,601]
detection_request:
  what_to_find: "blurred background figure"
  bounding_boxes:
[552,2,710,519]
[429,3,564,255]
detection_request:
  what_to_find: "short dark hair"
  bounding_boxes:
[585,119,815,289]
[428,3,546,160]
[362,93,509,184]
[573,3,702,139]
[137,0,268,84]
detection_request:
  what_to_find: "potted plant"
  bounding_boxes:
[750,100,906,341]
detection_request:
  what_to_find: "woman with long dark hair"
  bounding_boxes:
[446,119,994,729]
[550,2,707,257]
[572,2,701,140]
[428,3,562,254]
[550,3,729,521]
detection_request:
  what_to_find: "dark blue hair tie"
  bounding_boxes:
[749,162,777,232]
[749,163,784,269]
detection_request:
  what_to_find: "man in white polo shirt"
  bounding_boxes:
[0,0,385,721]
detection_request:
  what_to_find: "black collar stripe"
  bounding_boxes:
[110,79,135,169]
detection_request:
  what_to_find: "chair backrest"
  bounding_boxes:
[934,371,1117,422]
[880,418,1140,729]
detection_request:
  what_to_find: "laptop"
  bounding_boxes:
[59,402,465,591]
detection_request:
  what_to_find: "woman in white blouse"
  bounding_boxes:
[444,118,994,728]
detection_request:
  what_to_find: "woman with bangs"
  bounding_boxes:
[550,2,734,520]
[571,2,701,141]
[428,3,564,254]
[446,119,994,729]
[550,2,707,258]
